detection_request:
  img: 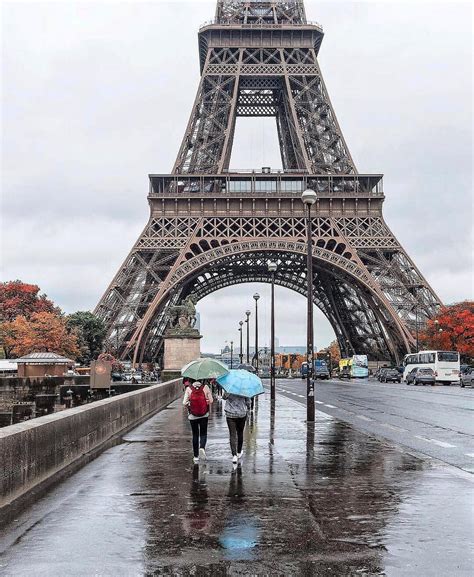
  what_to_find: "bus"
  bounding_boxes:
[338,355,369,378]
[402,350,460,384]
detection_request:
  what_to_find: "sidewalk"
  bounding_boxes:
[0,392,472,576]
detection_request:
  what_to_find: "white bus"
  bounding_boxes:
[402,350,460,384]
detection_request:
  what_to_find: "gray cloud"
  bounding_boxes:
[1,1,472,353]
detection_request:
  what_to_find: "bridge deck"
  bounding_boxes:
[0,390,471,575]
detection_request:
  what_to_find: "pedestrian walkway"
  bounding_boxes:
[0,392,472,576]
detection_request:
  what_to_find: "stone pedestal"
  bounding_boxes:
[161,328,201,382]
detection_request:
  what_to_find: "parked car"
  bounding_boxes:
[406,367,435,386]
[340,366,351,379]
[377,368,389,382]
[460,367,474,388]
[381,368,401,383]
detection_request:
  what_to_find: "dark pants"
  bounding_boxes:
[226,416,247,456]
[189,417,208,458]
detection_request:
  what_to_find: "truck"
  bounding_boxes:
[301,359,330,380]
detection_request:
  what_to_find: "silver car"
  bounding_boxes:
[460,368,474,388]
[406,367,435,386]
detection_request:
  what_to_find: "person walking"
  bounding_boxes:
[183,380,213,464]
[223,393,251,464]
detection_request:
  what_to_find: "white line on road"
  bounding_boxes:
[429,439,456,448]
[415,435,435,443]
[415,435,456,448]
[380,423,407,432]
[297,394,305,398]
[356,415,373,421]
[315,401,324,404]
[465,453,474,458]
[324,404,336,408]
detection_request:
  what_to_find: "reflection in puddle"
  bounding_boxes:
[219,512,258,560]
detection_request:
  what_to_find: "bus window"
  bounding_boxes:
[437,352,459,362]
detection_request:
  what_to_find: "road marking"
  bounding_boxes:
[324,404,336,408]
[356,415,373,421]
[429,439,456,448]
[465,453,474,458]
[415,435,456,448]
[381,423,407,432]
[415,435,434,443]
[297,394,305,398]
[315,401,324,405]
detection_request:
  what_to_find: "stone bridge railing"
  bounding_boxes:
[0,379,182,518]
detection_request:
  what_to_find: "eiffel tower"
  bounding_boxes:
[95,0,441,365]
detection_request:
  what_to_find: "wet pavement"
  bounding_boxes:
[0,392,473,576]
[273,378,474,473]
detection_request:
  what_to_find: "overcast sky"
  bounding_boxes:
[1,0,472,353]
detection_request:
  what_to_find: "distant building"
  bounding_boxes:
[0,360,18,376]
[16,352,74,378]
[276,346,306,354]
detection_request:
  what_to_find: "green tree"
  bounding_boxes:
[67,311,107,365]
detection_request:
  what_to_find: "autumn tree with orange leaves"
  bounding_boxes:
[0,281,58,322]
[1,312,79,359]
[319,340,341,364]
[0,281,80,359]
[419,301,474,361]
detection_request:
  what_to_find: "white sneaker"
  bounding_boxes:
[193,457,199,464]
[237,452,243,460]
[199,448,206,460]
[232,455,238,464]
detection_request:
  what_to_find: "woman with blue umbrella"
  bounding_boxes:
[217,369,264,464]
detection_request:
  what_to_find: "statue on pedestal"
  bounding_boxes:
[165,295,200,338]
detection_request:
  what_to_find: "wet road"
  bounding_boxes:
[271,378,474,474]
[0,392,473,576]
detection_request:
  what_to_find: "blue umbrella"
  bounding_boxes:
[217,369,264,398]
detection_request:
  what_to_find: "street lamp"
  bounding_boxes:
[268,261,278,400]
[230,340,234,369]
[253,293,260,373]
[245,310,251,363]
[302,187,317,422]
[239,321,244,364]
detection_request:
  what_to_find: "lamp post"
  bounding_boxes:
[230,340,234,369]
[302,188,317,422]
[239,321,244,364]
[245,310,251,363]
[253,293,260,373]
[268,261,278,400]
[411,284,424,352]
[415,304,419,352]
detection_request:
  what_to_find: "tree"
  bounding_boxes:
[67,311,107,365]
[319,340,341,364]
[0,280,57,322]
[1,312,79,359]
[419,301,474,361]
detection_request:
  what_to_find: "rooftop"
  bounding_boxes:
[16,352,74,364]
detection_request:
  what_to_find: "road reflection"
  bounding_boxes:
[137,396,429,575]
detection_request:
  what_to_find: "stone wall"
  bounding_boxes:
[0,379,182,513]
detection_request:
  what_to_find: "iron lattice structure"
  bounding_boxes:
[95,0,441,365]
